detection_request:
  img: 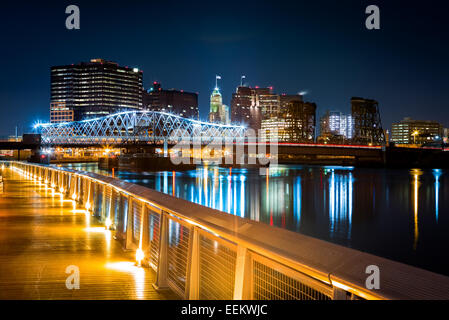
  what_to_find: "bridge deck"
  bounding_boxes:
[0,169,177,299]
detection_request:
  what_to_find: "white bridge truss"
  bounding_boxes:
[36,111,247,145]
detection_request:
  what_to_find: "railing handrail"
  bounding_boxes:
[8,160,449,300]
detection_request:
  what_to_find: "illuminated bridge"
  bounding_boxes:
[2,161,449,300]
[35,111,247,146]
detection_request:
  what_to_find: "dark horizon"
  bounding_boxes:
[0,0,448,136]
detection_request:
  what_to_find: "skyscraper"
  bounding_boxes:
[208,76,230,124]
[51,59,143,121]
[262,100,317,143]
[209,87,223,123]
[255,87,279,119]
[230,86,260,129]
[230,86,299,130]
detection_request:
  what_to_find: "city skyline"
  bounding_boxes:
[1,1,448,136]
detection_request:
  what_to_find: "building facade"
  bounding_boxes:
[351,97,385,145]
[209,87,230,124]
[318,111,354,144]
[262,100,316,142]
[143,82,198,119]
[391,118,443,145]
[230,86,260,129]
[50,101,74,123]
[51,59,143,121]
[230,86,302,131]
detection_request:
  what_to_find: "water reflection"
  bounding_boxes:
[148,166,357,240]
[434,169,442,223]
[328,170,353,240]
[411,169,422,250]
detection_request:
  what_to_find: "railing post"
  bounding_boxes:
[70,174,76,200]
[88,180,94,210]
[101,184,107,221]
[153,212,169,290]
[108,188,114,225]
[125,197,134,249]
[63,173,68,195]
[60,172,64,193]
[58,172,63,191]
[141,205,149,252]
[187,226,200,300]
[332,287,348,300]
[233,246,252,300]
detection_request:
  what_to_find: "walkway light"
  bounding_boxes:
[72,193,77,200]
[85,202,91,210]
[136,248,144,267]
[105,217,112,230]
[59,187,64,193]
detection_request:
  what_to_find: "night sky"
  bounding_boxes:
[0,0,448,136]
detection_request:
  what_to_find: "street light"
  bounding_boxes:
[412,130,420,145]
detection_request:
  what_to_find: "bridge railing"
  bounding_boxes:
[7,161,449,300]
[36,110,247,145]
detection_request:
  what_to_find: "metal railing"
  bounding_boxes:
[7,161,449,300]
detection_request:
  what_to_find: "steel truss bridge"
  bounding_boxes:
[36,111,247,146]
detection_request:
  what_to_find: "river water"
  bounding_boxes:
[62,163,449,277]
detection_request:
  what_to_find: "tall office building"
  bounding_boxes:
[51,59,143,121]
[391,118,443,145]
[231,86,301,130]
[279,94,304,110]
[230,86,260,129]
[255,87,280,119]
[351,97,385,145]
[262,100,317,143]
[209,87,222,123]
[209,85,230,125]
[143,82,199,118]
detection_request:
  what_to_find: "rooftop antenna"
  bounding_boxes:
[240,75,246,87]
[215,75,221,89]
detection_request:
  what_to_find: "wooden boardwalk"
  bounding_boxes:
[0,169,177,300]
